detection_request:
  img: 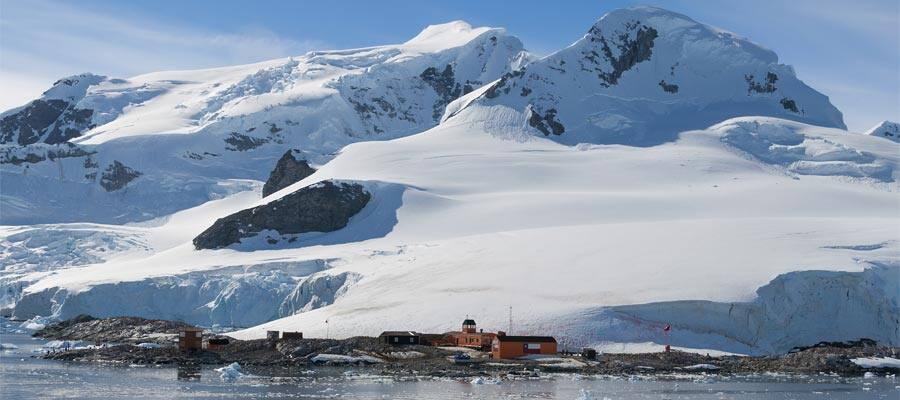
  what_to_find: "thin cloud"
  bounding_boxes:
[0,0,328,110]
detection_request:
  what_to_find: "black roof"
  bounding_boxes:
[495,335,556,343]
[462,319,476,325]
[379,331,419,337]
[207,338,229,344]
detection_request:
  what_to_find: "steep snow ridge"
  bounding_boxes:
[451,6,844,146]
[1,22,529,225]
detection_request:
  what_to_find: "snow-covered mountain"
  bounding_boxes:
[0,21,530,224]
[446,6,845,146]
[2,7,897,355]
[866,121,900,143]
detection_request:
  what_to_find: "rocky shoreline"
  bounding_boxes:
[34,316,900,378]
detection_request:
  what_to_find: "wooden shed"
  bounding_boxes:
[178,327,203,352]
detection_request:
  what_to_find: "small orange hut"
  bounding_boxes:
[491,332,557,359]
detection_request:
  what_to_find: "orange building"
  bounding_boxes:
[447,319,496,350]
[491,333,557,359]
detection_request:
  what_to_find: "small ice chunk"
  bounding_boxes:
[216,362,244,382]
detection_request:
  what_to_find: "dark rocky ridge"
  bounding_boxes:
[34,314,191,344]
[262,150,317,197]
[1,74,103,145]
[193,180,371,249]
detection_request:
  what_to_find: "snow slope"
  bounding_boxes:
[2,7,897,355]
[10,113,898,354]
[0,21,530,224]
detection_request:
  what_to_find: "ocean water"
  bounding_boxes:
[1,331,897,399]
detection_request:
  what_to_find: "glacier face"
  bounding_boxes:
[1,8,898,355]
[581,263,899,354]
[11,260,364,328]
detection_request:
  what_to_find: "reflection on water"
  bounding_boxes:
[176,363,201,381]
[1,330,898,399]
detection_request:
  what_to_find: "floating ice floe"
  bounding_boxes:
[0,343,19,350]
[135,343,161,349]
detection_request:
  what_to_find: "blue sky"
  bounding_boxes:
[1,0,896,131]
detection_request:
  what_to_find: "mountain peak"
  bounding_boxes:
[403,20,501,52]
[42,73,106,101]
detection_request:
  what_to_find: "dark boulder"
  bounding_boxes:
[262,150,316,197]
[193,180,371,250]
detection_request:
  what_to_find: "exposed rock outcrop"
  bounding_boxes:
[262,150,316,197]
[588,21,658,87]
[99,161,142,191]
[527,106,565,136]
[193,180,370,249]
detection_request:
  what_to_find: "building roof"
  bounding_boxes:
[462,319,476,325]
[495,335,556,343]
[379,331,419,337]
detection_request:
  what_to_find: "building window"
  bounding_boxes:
[393,337,398,343]
[409,337,414,343]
